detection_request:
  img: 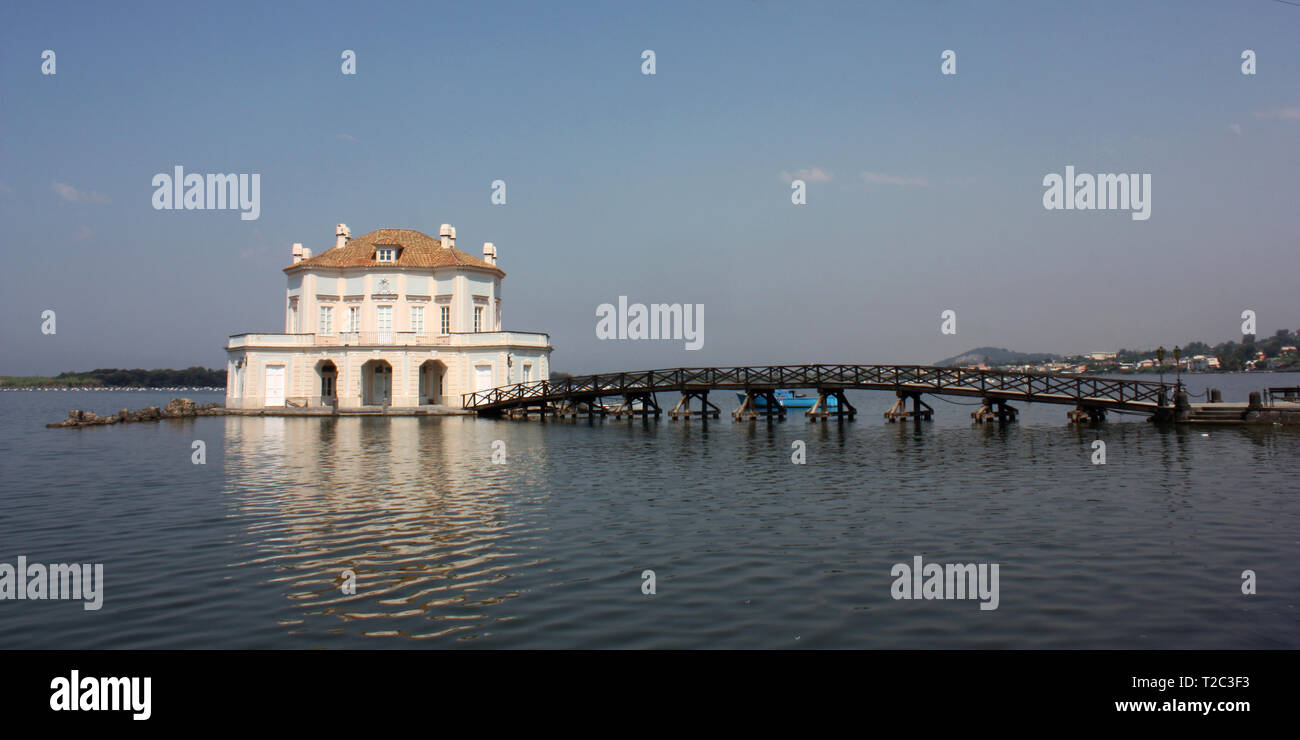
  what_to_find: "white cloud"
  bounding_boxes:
[52,182,110,203]
[861,171,930,187]
[780,167,833,183]
[1252,106,1300,120]
[238,230,272,260]
[336,133,360,142]
[74,226,94,241]
[1228,123,1242,135]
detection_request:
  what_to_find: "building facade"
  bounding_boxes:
[225,224,551,411]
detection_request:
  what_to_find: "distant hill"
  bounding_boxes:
[934,347,1062,367]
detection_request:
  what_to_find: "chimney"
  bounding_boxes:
[482,242,497,266]
[291,242,304,264]
[335,223,350,249]
[439,223,455,249]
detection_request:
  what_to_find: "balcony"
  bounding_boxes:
[227,333,319,349]
[227,331,550,350]
[331,332,449,346]
[449,331,551,349]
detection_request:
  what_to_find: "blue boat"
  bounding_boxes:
[735,389,838,409]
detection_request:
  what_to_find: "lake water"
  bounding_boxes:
[1,372,1297,649]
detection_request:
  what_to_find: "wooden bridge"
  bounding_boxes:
[462,365,1188,423]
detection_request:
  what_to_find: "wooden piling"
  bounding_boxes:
[884,391,932,422]
[670,391,719,420]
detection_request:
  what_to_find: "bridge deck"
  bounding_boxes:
[463,365,1175,415]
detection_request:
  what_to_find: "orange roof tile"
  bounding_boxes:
[286,228,504,276]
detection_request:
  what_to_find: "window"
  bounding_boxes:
[523,364,532,382]
[348,306,360,333]
[411,306,424,334]
[474,306,483,332]
[377,305,393,344]
[319,306,333,335]
[376,247,397,263]
[440,305,450,335]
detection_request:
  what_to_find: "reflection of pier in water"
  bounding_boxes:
[221,415,552,641]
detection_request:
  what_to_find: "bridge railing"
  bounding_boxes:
[462,364,1173,410]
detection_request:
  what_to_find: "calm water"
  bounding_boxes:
[1,373,1297,649]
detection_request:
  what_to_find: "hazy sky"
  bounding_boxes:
[2,0,1297,376]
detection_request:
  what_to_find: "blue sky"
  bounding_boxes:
[2,0,1297,375]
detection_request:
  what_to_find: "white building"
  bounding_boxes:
[225,224,551,411]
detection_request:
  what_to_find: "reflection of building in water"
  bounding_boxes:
[220,414,549,640]
[225,223,552,411]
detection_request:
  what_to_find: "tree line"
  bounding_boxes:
[1114,329,1300,371]
[0,367,227,388]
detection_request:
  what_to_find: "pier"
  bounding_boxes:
[462,364,1235,423]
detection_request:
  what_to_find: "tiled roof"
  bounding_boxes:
[286,228,504,276]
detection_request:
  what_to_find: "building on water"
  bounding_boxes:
[225,224,551,411]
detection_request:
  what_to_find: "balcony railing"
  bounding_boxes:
[332,332,443,346]
[227,333,319,348]
[449,331,551,348]
[227,330,550,350]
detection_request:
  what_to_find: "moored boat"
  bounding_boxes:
[734,389,838,409]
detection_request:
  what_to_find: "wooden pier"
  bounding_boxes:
[463,364,1212,423]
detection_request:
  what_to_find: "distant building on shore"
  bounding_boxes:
[225,224,551,410]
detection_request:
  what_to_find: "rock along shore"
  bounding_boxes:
[47,398,227,428]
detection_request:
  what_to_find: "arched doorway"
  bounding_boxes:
[418,359,447,405]
[362,359,392,406]
[316,360,338,407]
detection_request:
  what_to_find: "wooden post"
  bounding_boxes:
[670,393,690,419]
[808,393,824,422]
